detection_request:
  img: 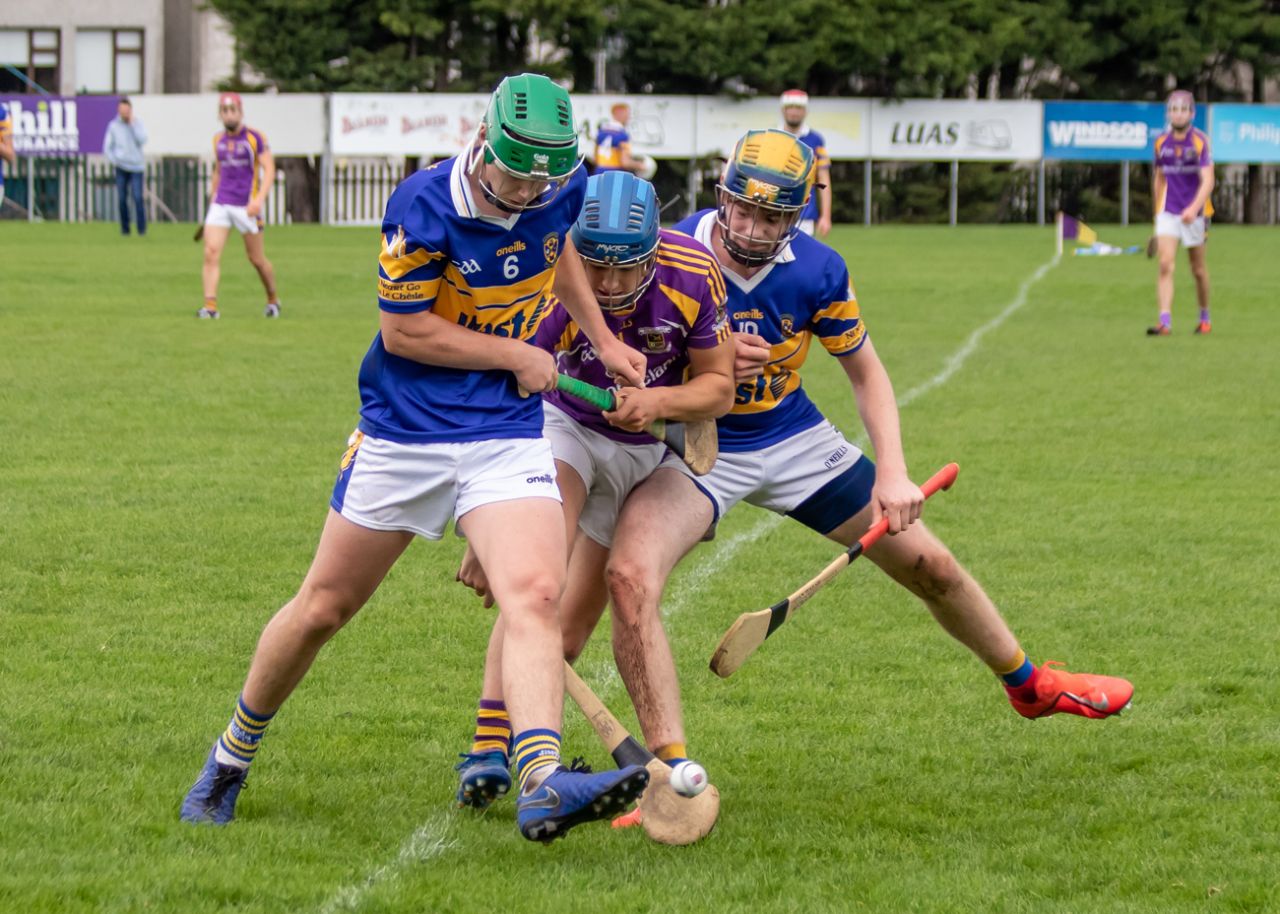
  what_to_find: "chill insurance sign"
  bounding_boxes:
[1044,101,1206,161]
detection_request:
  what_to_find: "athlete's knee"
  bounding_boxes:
[503,573,562,624]
[290,582,363,638]
[1158,257,1176,277]
[606,556,658,625]
[250,254,272,271]
[900,547,966,602]
[1191,262,1209,281]
[203,247,220,266]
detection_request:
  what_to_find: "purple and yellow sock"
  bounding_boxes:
[512,728,561,792]
[470,699,511,759]
[655,743,688,767]
[214,696,274,769]
[996,649,1036,693]
[1160,312,1172,330]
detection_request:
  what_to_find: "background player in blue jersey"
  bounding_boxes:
[593,102,656,179]
[452,171,734,807]
[592,129,1133,761]
[180,74,652,843]
[779,90,831,238]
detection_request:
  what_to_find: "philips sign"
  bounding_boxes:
[1044,101,1207,161]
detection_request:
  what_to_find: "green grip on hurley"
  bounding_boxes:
[555,374,617,412]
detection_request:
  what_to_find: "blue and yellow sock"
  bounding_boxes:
[512,728,561,792]
[655,743,688,767]
[996,649,1038,698]
[214,696,275,769]
[471,699,511,759]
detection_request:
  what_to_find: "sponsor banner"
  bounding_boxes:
[870,99,1042,161]
[694,97,871,159]
[1045,101,1207,161]
[1210,104,1280,163]
[1,95,120,156]
[331,92,489,157]
[132,94,326,156]
[331,93,700,158]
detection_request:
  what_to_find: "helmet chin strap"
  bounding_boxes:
[716,200,790,267]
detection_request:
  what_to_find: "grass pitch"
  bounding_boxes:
[1,221,1277,914]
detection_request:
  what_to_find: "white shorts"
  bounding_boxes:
[797,218,816,237]
[543,402,665,547]
[1155,212,1207,248]
[205,201,262,235]
[330,431,560,540]
[662,419,876,534]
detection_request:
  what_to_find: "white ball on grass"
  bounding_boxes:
[669,760,708,797]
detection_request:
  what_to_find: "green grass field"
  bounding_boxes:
[2,221,1277,914]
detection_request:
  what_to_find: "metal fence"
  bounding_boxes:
[0,157,291,225]
[3,155,1276,227]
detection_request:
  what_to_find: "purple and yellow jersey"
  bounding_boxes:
[0,102,10,187]
[594,121,631,171]
[357,154,587,445]
[787,126,829,222]
[533,229,730,444]
[1154,127,1213,217]
[213,126,268,207]
[674,210,866,453]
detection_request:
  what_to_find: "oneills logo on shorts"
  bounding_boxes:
[526,473,555,485]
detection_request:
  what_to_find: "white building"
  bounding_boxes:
[0,0,237,96]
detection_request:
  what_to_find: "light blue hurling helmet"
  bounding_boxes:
[570,171,661,312]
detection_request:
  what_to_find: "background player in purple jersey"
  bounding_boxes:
[779,90,832,238]
[197,92,281,319]
[0,101,14,207]
[589,129,1133,763]
[452,171,734,807]
[1149,90,1215,336]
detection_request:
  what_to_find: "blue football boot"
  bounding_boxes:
[180,745,248,825]
[516,758,649,843]
[455,751,511,810]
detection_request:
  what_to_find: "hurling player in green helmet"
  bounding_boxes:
[469,72,582,213]
[181,73,652,843]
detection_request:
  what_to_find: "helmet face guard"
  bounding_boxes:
[471,73,582,213]
[715,129,815,267]
[572,172,661,313]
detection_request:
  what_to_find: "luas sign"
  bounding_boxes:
[871,100,1042,160]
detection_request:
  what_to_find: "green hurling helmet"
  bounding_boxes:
[476,73,581,211]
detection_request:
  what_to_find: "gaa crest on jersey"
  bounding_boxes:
[543,232,560,265]
[639,325,673,353]
[779,314,797,338]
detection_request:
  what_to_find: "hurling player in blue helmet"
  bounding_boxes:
[586,129,1133,766]
[181,74,652,843]
[454,171,734,810]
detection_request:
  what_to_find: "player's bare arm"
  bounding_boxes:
[380,309,558,393]
[247,149,274,219]
[552,237,648,387]
[1,134,16,166]
[605,343,734,432]
[838,338,923,534]
[1182,163,1214,224]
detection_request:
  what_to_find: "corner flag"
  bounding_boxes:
[1056,212,1097,255]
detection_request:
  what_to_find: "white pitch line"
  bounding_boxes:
[896,253,1060,409]
[318,814,458,914]
[320,251,1059,912]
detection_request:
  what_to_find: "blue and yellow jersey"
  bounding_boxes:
[0,102,11,186]
[673,210,866,452]
[594,120,631,171]
[357,154,588,444]
[785,126,828,222]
